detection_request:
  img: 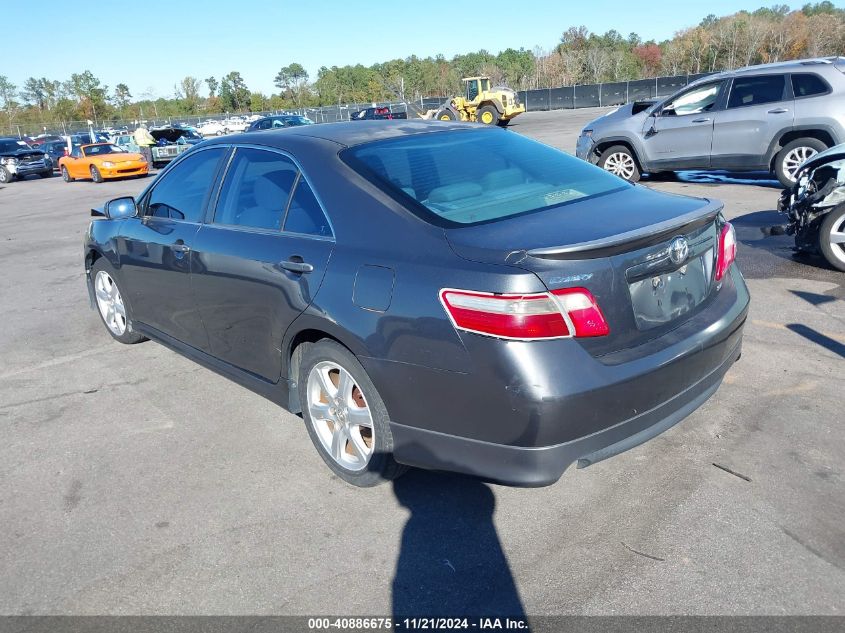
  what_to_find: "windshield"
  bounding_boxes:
[0,140,31,153]
[83,144,125,156]
[343,129,629,226]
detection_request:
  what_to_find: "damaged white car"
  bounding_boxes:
[779,144,845,271]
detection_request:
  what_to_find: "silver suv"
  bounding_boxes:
[576,57,845,187]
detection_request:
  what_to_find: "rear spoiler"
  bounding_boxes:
[527,199,723,259]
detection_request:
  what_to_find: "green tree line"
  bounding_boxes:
[1,2,843,133]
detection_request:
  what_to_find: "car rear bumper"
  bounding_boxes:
[365,266,749,486]
[389,334,740,486]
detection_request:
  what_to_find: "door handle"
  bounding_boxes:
[171,242,190,253]
[691,117,711,123]
[768,107,789,114]
[279,257,313,274]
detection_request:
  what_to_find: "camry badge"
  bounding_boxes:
[669,236,689,265]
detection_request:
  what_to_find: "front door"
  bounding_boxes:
[191,147,335,381]
[642,80,726,171]
[711,74,792,171]
[116,146,228,350]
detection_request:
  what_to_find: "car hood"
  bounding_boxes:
[0,148,44,158]
[151,128,202,144]
[94,153,145,162]
[583,100,655,131]
[445,185,716,264]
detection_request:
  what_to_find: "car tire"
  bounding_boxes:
[61,166,72,182]
[298,339,407,487]
[775,138,828,187]
[477,105,500,125]
[598,145,641,183]
[90,259,147,344]
[90,165,103,183]
[40,169,53,178]
[0,166,12,183]
[437,108,458,121]
[818,203,845,272]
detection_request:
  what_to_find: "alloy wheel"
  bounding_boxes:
[828,214,845,266]
[603,152,637,180]
[94,270,127,336]
[782,146,818,182]
[306,361,374,472]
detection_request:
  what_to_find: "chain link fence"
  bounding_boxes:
[9,72,716,137]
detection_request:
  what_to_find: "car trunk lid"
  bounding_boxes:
[445,186,724,355]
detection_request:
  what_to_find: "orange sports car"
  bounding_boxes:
[59,143,148,183]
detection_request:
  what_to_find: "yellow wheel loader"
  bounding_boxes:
[432,77,525,126]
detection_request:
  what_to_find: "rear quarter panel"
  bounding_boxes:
[275,137,547,377]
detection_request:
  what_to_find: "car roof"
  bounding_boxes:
[216,120,481,148]
[690,56,845,86]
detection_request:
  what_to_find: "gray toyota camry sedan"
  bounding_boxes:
[84,120,749,487]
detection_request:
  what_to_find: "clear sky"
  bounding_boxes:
[6,0,805,98]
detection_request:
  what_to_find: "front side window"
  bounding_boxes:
[728,74,786,108]
[467,81,479,101]
[791,73,829,98]
[214,148,298,231]
[146,148,225,222]
[344,129,628,226]
[663,82,722,116]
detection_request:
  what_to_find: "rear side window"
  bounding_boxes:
[728,75,786,108]
[344,129,628,226]
[214,148,298,231]
[146,148,225,222]
[791,73,829,98]
[284,179,331,236]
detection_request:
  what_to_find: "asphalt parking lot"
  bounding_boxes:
[0,108,843,616]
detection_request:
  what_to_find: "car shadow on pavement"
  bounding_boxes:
[786,323,845,359]
[391,467,527,621]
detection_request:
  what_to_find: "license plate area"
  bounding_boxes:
[626,245,715,331]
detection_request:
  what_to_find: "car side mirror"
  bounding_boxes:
[104,196,137,219]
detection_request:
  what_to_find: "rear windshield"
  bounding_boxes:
[343,129,628,226]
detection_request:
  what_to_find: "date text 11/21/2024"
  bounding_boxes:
[307,617,530,630]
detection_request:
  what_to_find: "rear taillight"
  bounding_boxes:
[551,288,611,337]
[440,287,609,341]
[715,222,737,282]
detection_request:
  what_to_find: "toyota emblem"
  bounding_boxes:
[669,236,689,265]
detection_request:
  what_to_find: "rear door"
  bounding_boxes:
[191,146,334,381]
[642,80,726,170]
[711,73,792,170]
[116,146,228,350]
